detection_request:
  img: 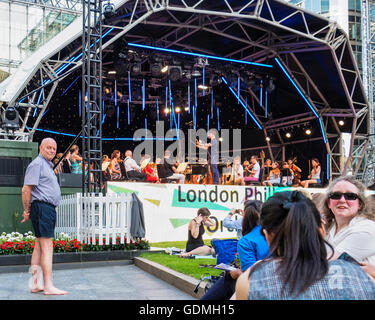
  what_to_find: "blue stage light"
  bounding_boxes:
[222,77,262,130]
[127,43,273,68]
[274,57,327,144]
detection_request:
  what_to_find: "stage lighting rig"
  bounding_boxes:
[169,66,182,81]
[210,74,222,86]
[1,103,20,132]
[103,1,116,19]
[191,68,201,77]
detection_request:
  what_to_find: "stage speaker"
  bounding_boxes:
[0,157,31,187]
[57,173,82,188]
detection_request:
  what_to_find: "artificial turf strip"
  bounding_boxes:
[139,252,222,280]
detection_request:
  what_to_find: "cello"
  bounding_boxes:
[289,157,302,186]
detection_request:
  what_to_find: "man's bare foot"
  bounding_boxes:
[43,287,68,295]
[31,287,44,293]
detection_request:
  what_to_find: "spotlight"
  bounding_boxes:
[305,129,312,135]
[103,1,116,19]
[1,105,20,131]
[164,108,170,114]
[265,136,271,142]
[198,84,209,90]
[218,137,223,142]
[245,78,256,88]
[168,66,181,81]
[175,107,181,113]
[161,65,169,73]
[338,120,344,126]
[184,107,189,111]
[191,68,201,77]
[266,78,276,92]
[108,70,116,75]
[151,63,161,75]
[210,74,222,86]
[285,132,291,138]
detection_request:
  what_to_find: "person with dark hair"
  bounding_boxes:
[196,129,220,184]
[223,200,262,240]
[201,200,268,300]
[300,158,321,188]
[236,190,375,300]
[237,200,269,273]
[69,144,83,174]
[180,207,216,257]
[110,150,122,181]
[320,176,375,265]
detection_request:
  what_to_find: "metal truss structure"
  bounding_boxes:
[81,0,103,194]
[0,0,83,13]
[1,0,370,183]
[360,0,375,186]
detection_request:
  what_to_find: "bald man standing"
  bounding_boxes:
[21,138,67,295]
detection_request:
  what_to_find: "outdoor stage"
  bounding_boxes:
[107,182,328,243]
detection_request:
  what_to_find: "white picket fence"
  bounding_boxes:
[55,193,132,245]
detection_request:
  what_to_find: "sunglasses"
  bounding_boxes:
[328,192,360,201]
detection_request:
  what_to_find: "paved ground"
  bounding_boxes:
[0,261,195,300]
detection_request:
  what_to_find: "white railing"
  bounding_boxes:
[55,193,132,245]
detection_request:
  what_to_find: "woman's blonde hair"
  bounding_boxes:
[321,175,375,230]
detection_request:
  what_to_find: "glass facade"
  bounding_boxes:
[0,2,79,75]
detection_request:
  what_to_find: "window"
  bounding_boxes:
[321,0,329,13]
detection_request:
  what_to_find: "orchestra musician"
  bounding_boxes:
[123,150,147,181]
[141,154,159,183]
[243,155,261,183]
[287,158,302,186]
[261,158,272,181]
[163,150,185,184]
[196,129,220,184]
[280,161,294,186]
[110,150,122,181]
[229,156,245,186]
[300,158,321,188]
[262,161,281,186]
[243,160,251,179]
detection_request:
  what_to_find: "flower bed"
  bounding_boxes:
[0,232,150,256]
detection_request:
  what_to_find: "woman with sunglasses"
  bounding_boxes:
[321,176,375,266]
[236,190,375,299]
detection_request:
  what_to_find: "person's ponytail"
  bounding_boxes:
[249,191,331,297]
[276,200,328,295]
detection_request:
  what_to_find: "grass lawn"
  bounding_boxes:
[144,239,236,280]
[139,252,223,280]
[149,239,214,249]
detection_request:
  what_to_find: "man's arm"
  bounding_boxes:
[21,185,33,223]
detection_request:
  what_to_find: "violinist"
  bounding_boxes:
[287,158,302,186]
[300,158,321,188]
[243,155,261,183]
[280,161,294,186]
[229,156,245,186]
[261,158,272,181]
[141,154,159,183]
[243,160,252,178]
[262,161,281,186]
[110,150,122,181]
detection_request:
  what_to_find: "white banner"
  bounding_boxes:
[107,182,331,243]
